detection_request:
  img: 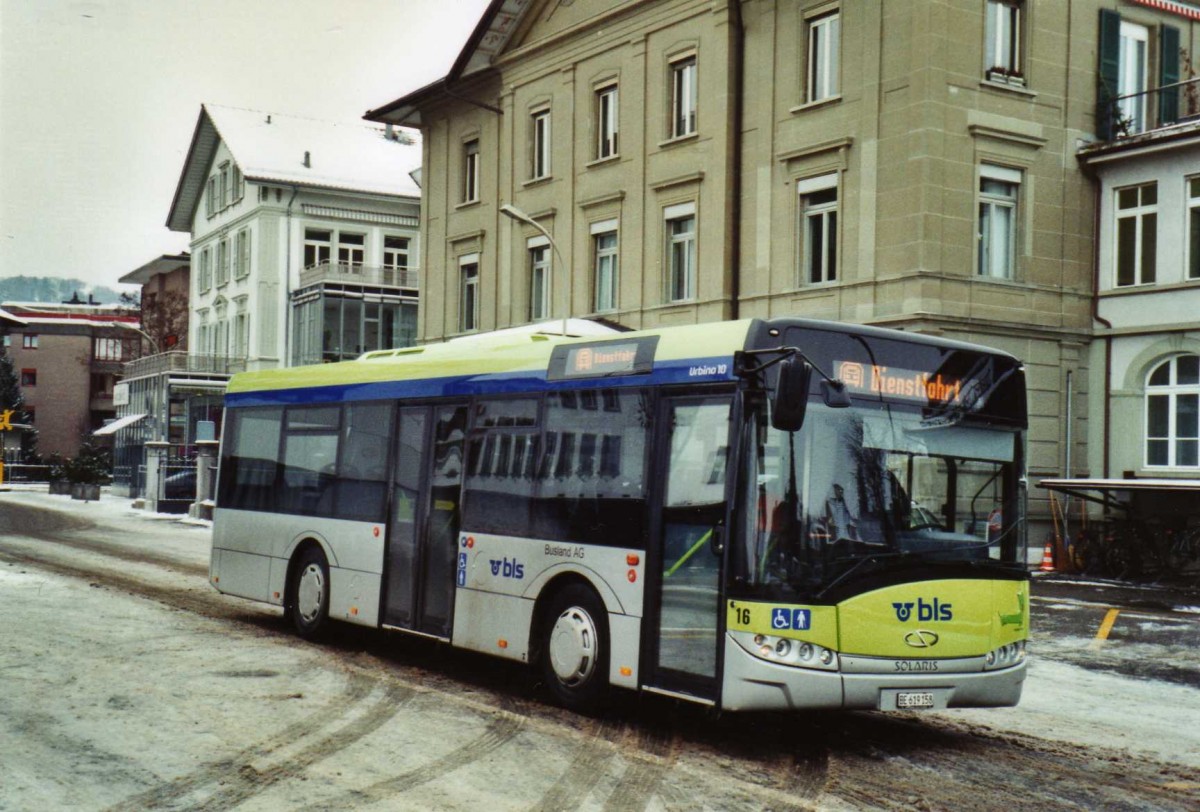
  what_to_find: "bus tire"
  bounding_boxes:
[539,584,609,712]
[288,546,330,639]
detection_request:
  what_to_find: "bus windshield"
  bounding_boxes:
[736,401,1022,599]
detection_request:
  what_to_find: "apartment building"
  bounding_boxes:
[367,0,1200,496]
[1,301,139,459]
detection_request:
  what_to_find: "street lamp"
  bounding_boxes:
[500,203,569,337]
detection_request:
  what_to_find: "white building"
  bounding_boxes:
[166,104,423,370]
[1081,118,1200,480]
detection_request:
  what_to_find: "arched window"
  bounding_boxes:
[1146,355,1200,467]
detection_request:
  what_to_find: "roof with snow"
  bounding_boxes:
[366,0,532,126]
[167,104,422,232]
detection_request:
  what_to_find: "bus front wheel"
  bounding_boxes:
[539,584,609,712]
[288,546,330,639]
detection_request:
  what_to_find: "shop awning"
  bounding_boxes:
[93,413,146,436]
[1039,478,1200,511]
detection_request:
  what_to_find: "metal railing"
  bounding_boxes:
[298,261,420,290]
[123,351,246,380]
[1100,76,1200,140]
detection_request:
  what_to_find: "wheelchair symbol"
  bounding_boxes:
[771,608,790,630]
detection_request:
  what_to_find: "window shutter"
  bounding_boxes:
[1160,24,1181,126]
[1097,9,1122,139]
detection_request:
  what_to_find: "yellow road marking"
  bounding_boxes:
[1089,608,1121,650]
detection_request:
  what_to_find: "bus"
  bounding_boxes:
[211,317,1030,712]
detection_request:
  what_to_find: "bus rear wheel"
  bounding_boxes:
[539,584,609,712]
[288,546,330,639]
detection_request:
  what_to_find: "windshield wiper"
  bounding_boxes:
[814,551,920,600]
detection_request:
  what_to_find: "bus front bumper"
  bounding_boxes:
[720,636,1026,712]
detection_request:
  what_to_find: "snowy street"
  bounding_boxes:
[1,487,1198,811]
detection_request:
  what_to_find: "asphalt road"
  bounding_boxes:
[1,491,1198,811]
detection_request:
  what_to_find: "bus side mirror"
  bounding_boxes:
[771,357,812,432]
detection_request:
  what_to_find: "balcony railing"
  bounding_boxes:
[122,351,246,380]
[298,261,420,290]
[1099,76,1200,140]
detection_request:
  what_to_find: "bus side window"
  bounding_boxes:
[220,406,283,512]
[281,405,341,516]
[336,402,394,522]
[534,389,652,546]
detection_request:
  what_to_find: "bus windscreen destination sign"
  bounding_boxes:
[548,336,659,381]
[835,361,964,404]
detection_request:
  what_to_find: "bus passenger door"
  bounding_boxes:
[382,404,467,638]
[646,395,733,702]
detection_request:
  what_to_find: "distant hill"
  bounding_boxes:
[0,276,130,305]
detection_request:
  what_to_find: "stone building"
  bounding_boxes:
[366,0,1200,503]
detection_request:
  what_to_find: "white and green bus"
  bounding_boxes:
[211,317,1030,712]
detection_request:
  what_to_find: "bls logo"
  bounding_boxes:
[892,598,953,622]
[489,557,525,579]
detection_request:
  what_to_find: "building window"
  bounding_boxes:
[337,233,365,270]
[22,334,37,349]
[806,11,840,102]
[235,312,249,357]
[232,164,244,202]
[20,369,36,387]
[798,174,839,284]
[1146,355,1200,468]
[217,238,230,286]
[592,222,618,313]
[669,55,697,138]
[978,165,1020,279]
[1115,182,1157,287]
[384,235,411,285]
[529,241,551,321]
[665,204,696,302]
[235,228,250,279]
[460,255,480,332]
[985,1,1023,85]
[93,337,122,361]
[200,247,212,291]
[1118,21,1149,134]
[304,228,332,268]
[206,176,217,217]
[463,139,480,203]
[596,84,618,159]
[531,109,551,180]
[1188,178,1200,280]
[219,162,230,208]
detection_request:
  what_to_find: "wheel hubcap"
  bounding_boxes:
[296,563,325,623]
[548,606,598,686]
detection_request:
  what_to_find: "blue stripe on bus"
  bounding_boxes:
[225,356,738,408]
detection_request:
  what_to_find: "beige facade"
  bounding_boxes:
[2,303,137,459]
[369,1,1198,489]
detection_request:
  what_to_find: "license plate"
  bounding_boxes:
[897,692,935,709]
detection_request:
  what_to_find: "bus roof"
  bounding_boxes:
[225,319,756,407]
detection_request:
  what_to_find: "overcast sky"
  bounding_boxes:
[0,0,489,291]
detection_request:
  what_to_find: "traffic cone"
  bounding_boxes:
[1039,540,1055,572]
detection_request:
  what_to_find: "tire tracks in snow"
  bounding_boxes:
[103,672,386,811]
[294,696,527,811]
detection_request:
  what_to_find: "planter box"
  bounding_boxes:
[49,480,72,495]
[70,483,101,501]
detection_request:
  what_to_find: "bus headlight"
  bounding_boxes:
[984,641,1027,671]
[732,631,839,671]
